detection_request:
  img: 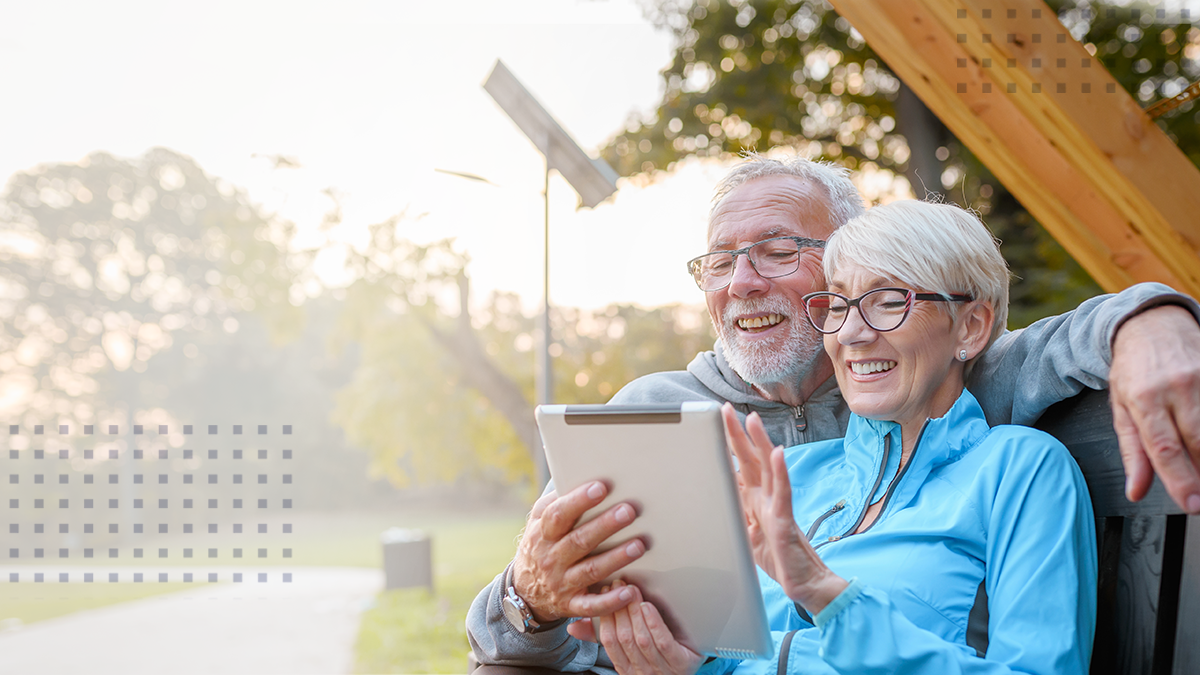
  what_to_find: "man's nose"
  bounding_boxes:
[726,254,770,298]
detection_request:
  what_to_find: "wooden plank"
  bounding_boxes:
[1115,515,1167,674]
[1172,515,1200,675]
[827,0,1200,297]
[940,0,1200,291]
[828,0,1142,291]
[951,0,1200,290]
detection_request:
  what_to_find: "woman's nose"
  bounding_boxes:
[837,305,877,345]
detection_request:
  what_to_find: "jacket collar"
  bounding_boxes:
[842,389,991,506]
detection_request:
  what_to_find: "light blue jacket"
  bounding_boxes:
[704,389,1097,675]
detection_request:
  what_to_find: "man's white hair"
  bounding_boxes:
[823,200,1012,372]
[711,152,866,230]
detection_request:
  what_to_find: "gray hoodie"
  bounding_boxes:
[466,282,1199,674]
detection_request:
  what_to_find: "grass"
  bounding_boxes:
[353,513,527,674]
[0,582,203,627]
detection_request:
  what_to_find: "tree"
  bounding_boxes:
[0,148,303,428]
[608,0,1200,326]
[325,220,714,490]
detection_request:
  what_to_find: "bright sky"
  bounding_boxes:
[1,0,731,312]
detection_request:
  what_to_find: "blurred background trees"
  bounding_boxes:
[608,0,1200,327]
[4,1,1197,498]
[0,151,713,500]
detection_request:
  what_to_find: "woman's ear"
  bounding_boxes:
[957,301,995,360]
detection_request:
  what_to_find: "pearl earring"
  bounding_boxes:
[959,349,968,361]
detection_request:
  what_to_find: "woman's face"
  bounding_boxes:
[823,261,976,433]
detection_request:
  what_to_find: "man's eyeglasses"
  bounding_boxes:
[801,288,974,334]
[687,236,826,292]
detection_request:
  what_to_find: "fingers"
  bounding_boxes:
[1109,305,1200,513]
[639,601,703,675]
[564,575,639,618]
[539,481,610,540]
[1133,407,1200,513]
[567,617,597,643]
[529,488,559,520]
[612,582,639,665]
[558,501,638,563]
[595,599,630,673]
[514,482,639,621]
[723,404,766,488]
[1113,402,1154,502]
[767,446,795,522]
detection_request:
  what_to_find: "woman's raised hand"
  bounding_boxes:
[721,404,847,614]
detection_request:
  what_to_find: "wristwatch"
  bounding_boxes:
[501,563,565,634]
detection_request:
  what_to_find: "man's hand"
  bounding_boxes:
[1110,305,1200,513]
[511,481,645,623]
[572,581,703,675]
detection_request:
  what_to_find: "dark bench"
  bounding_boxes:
[1035,388,1200,675]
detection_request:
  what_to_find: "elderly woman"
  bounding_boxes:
[586,200,1097,675]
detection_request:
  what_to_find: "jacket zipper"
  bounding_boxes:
[814,420,931,550]
[792,404,807,434]
[804,499,846,540]
[785,421,933,657]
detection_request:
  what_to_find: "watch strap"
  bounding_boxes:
[503,562,567,634]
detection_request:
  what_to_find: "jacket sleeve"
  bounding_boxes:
[465,567,610,673]
[967,282,1200,427]
[810,437,1097,675]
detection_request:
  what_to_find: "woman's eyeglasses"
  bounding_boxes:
[801,288,974,334]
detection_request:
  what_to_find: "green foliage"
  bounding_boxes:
[325,213,715,490]
[612,0,1200,327]
[330,296,532,488]
[613,0,904,175]
[550,303,715,403]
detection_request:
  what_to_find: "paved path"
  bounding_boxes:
[0,567,382,675]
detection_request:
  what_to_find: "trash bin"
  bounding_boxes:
[381,528,433,591]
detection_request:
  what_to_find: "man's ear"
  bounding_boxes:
[957,301,995,360]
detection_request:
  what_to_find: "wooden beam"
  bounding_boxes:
[828,0,1200,297]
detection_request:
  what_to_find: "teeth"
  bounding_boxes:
[738,313,783,330]
[850,361,897,375]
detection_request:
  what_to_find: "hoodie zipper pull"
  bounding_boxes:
[793,404,807,432]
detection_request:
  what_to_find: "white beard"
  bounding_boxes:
[718,295,825,387]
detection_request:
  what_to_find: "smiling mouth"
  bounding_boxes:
[850,360,896,375]
[737,313,785,331]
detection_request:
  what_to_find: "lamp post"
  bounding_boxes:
[481,59,619,488]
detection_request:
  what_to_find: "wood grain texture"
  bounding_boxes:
[1035,389,1182,518]
[826,0,1200,297]
[1115,515,1167,674]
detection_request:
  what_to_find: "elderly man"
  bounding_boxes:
[467,155,1200,674]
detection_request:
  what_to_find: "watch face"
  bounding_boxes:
[503,595,529,633]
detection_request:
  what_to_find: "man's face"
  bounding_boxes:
[705,175,838,387]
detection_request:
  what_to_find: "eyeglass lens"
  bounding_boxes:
[805,289,911,333]
[691,238,803,291]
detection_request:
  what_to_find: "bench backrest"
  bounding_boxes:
[1035,388,1200,675]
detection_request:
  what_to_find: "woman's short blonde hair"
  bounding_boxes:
[823,200,1011,372]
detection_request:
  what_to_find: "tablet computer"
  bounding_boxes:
[536,401,772,660]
